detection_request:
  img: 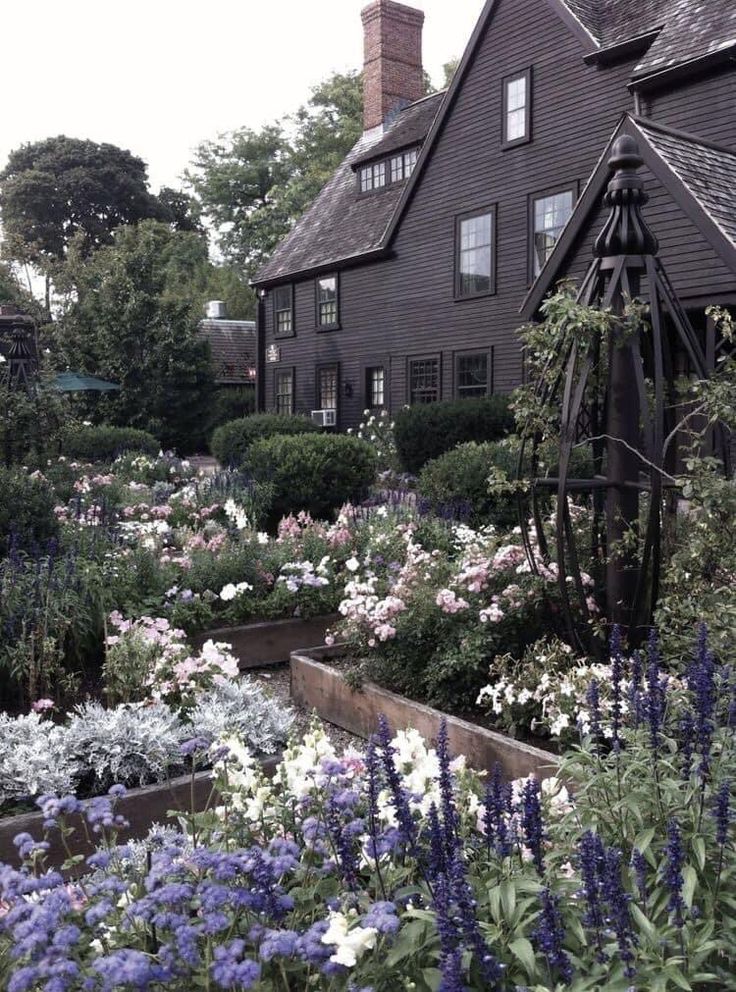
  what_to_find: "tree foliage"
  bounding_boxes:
[187,71,364,274]
[54,221,216,451]
[0,136,166,269]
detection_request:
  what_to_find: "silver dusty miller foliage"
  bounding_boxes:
[190,679,294,754]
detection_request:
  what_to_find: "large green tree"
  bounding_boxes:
[0,136,166,268]
[55,221,216,451]
[187,71,364,275]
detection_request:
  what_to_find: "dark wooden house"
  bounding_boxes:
[252,0,736,429]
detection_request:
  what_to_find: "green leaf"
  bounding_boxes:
[508,937,536,977]
[488,884,502,924]
[500,879,517,919]
[664,965,692,990]
[421,968,442,992]
[633,827,656,855]
[692,836,706,872]
[631,904,657,942]
[682,865,698,910]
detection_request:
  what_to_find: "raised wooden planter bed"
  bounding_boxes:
[193,615,336,669]
[291,647,558,782]
[0,754,280,872]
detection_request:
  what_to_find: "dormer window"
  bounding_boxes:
[359,161,387,193]
[359,147,419,192]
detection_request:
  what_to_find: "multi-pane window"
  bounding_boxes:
[504,70,531,145]
[318,366,338,411]
[389,147,419,184]
[275,370,294,415]
[409,357,440,405]
[456,353,490,399]
[359,161,387,193]
[366,366,385,408]
[316,275,338,327]
[273,285,293,336]
[532,190,574,276]
[456,210,494,297]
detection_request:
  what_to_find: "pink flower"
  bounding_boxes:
[31,698,55,712]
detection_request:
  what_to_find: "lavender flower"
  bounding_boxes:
[601,847,637,978]
[713,782,731,847]
[688,623,716,778]
[437,719,459,854]
[631,848,648,904]
[644,630,666,758]
[663,819,685,927]
[585,678,603,744]
[577,831,607,961]
[520,778,546,876]
[532,887,573,984]
[377,715,420,857]
[483,764,512,858]
[609,625,624,749]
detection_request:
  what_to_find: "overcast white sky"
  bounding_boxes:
[2,0,483,192]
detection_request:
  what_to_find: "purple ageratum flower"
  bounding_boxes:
[210,940,261,988]
[713,782,731,847]
[180,735,213,758]
[520,778,546,876]
[532,887,574,984]
[258,929,299,961]
[362,901,400,935]
[92,950,171,990]
[663,819,685,927]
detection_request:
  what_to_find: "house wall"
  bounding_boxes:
[261,0,736,429]
[642,65,736,150]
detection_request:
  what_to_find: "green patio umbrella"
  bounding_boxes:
[52,372,121,393]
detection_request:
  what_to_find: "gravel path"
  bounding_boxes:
[251,663,361,753]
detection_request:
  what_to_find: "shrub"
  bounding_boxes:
[60,425,159,461]
[246,434,377,523]
[394,395,514,473]
[211,413,319,467]
[418,438,594,527]
[207,386,256,440]
[0,467,58,555]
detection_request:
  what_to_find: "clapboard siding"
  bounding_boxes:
[261,0,736,427]
[644,67,736,150]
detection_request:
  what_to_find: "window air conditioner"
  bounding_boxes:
[311,409,337,427]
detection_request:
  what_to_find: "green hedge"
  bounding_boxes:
[0,467,59,555]
[394,396,514,474]
[211,414,319,467]
[60,425,159,462]
[418,439,594,527]
[246,434,377,523]
[206,387,256,441]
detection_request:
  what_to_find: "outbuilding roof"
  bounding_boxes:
[198,318,256,384]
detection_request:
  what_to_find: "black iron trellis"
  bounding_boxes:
[518,135,729,650]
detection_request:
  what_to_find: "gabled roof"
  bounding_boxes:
[520,115,736,320]
[252,92,444,285]
[198,318,256,384]
[254,0,734,287]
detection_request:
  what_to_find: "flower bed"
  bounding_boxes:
[290,646,556,782]
[0,756,281,872]
[191,615,337,669]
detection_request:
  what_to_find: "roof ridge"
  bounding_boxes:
[632,115,736,157]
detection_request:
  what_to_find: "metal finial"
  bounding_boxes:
[594,135,659,258]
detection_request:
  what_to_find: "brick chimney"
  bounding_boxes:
[361,0,425,132]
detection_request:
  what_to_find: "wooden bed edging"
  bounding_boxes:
[290,647,558,782]
[192,615,337,669]
[0,754,281,872]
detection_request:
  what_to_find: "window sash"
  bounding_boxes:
[367,366,385,408]
[274,286,293,335]
[504,72,529,143]
[317,276,338,326]
[457,212,494,297]
[319,367,338,410]
[275,371,294,414]
[532,190,574,276]
[409,358,439,405]
[456,353,489,398]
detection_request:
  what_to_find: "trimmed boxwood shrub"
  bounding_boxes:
[211,414,319,467]
[246,433,377,523]
[60,425,159,461]
[394,395,514,473]
[418,439,594,527]
[0,467,59,555]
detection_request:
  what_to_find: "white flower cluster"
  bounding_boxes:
[219,581,253,602]
[277,558,331,592]
[224,498,250,531]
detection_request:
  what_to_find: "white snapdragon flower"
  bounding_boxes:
[321,912,378,967]
[219,581,253,602]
